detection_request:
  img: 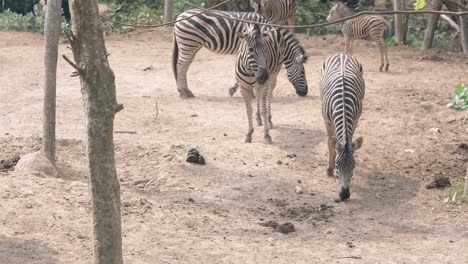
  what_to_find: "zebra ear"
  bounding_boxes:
[296,54,308,63]
[352,137,363,151]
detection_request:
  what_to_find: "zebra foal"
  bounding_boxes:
[249,0,297,26]
[327,1,390,71]
[236,23,308,144]
[320,54,365,200]
[172,9,308,98]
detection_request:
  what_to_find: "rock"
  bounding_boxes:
[14,152,58,177]
[295,186,303,194]
[259,220,279,229]
[0,155,20,172]
[425,177,451,189]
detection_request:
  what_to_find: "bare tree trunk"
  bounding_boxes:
[66,0,123,263]
[465,165,468,196]
[43,0,62,163]
[164,0,172,23]
[457,0,468,53]
[422,0,443,50]
[393,0,406,44]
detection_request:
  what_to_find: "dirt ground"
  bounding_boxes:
[0,28,467,263]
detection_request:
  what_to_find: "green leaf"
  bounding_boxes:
[413,0,426,10]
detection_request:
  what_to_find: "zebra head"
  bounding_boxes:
[284,40,308,97]
[327,2,351,21]
[335,137,363,200]
[237,23,270,85]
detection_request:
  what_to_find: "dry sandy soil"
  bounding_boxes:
[0,28,467,264]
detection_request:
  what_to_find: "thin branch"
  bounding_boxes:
[441,14,461,31]
[154,98,159,120]
[62,55,85,75]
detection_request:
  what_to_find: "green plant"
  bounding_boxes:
[101,2,164,33]
[0,7,44,32]
[447,83,468,110]
[444,185,468,203]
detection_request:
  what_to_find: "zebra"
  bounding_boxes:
[326,1,390,71]
[320,54,365,200]
[249,0,297,26]
[236,23,308,144]
[172,9,308,98]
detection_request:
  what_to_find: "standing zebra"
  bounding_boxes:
[249,0,297,26]
[236,23,308,144]
[172,9,308,98]
[326,1,390,71]
[320,54,365,200]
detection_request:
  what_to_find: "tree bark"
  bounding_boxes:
[43,0,62,164]
[465,165,468,196]
[457,0,468,53]
[67,0,123,263]
[393,0,406,44]
[164,0,172,23]
[422,0,443,50]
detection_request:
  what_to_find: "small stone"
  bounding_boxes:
[188,198,195,203]
[295,186,303,194]
[276,160,282,165]
[274,222,295,234]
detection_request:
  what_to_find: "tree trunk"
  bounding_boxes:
[393,0,406,44]
[67,0,123,263]
[164,0,172,23]
[465,165,468,196]
[43,0,62,164]
[422,0,443,50]
[457,0,468,53]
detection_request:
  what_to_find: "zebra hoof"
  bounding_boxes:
[327,168,334,177]
[180,90,195,98]
[264,135,272,144]
[385,64,389,71]
[244,135,252,143]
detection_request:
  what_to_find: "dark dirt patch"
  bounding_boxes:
[426,177,451,189]
[274,222,295,234]
[1,155,20,172]
[186,148,206,165]
[278,203,334,222]
[259,220,279,229]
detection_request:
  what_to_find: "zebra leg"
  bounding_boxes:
[377,41,385,72]
[325,124,336,177]
[176,48,200,98]
[260,84,272,144]
[287,16,295,33]
[344,36,352,55]
[240,85,255,143]
[255,85,262,126]
[267,72,279,129]
[384,41,390,71]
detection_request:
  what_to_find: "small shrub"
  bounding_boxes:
[447,83,468,111]
[101,2,164,33]
[443,185,468,203]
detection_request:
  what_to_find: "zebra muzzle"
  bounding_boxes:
[256,69,269,85]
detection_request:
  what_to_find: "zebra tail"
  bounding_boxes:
[172,33,178,80]
[382,17,391,30]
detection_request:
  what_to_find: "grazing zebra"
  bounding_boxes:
[236,23,308,144]
[249,0,297,26]
[320,54,365,200]
[172,9,308,98]
[326,1,390,71]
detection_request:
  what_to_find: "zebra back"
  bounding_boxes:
[320,54,365,147]
[175,9,268,54]
[250,0,297,24]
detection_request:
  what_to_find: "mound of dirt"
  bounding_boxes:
[14,152,58,177]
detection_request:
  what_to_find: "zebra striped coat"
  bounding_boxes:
[249,0,297,26]
[236,23,308,144]
[320,54,365,200]
[172,9,307,98]
[327,1,390,71]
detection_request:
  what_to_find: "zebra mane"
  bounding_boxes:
[330,1,355,15]
[336,144,356,169]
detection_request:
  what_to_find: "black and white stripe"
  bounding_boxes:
[172,9,307,98]
[236,23,308,144]
[320,54,365,200]
[250,0,297,26]
[327,1,390,71]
